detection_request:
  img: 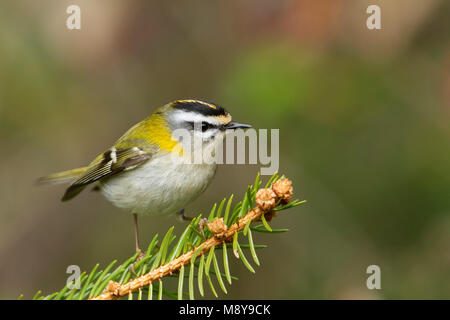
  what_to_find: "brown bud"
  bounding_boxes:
[107,281,120,296]
[272,178,293,203]
[207,218,228,234]
[255,188,277,211]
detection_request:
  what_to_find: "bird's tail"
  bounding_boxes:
[37,167,87,185]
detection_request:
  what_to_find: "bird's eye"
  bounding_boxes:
[201,122,209,132]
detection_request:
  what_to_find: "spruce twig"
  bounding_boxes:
[31,174,305,300]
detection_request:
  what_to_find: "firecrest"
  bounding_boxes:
[39,99,251,254]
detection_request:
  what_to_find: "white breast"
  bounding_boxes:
[100,153,217,216]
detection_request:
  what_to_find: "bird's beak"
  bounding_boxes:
[226,121,252,130]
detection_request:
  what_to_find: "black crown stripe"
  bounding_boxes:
[172,99,228,117]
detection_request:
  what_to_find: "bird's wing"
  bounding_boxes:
[62,146,152,201]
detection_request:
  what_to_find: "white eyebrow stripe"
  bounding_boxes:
[170,110,222,126]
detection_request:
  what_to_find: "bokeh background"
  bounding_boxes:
[0,0,449,299]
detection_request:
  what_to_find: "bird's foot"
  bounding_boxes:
[129,249,145,277]
[177,208,193,221]
[198,218,209,238]
[177,209,209,238]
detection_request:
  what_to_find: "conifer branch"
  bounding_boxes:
[31,173,306,300]
[94,207,264,300]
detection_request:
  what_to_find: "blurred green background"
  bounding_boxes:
[0,0,449,299]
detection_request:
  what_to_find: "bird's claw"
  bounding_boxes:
[198,218,209,238]
[129,250,145,277]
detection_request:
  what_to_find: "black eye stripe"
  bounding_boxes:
[186,122,194,130]
[186,122,218,131]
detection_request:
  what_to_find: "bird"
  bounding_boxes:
[39,99,251,259]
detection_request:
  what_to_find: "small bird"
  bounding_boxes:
[39,99,251,257]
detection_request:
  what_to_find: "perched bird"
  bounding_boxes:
[39,99,251,257]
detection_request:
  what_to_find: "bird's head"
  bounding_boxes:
[165,99,251,148]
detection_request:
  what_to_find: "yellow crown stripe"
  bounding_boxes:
[177,99,217,110]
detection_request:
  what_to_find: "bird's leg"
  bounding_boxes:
[177,208,193,221]
[177,208,208,238]
[133,213,142,253]
[130,213,145,276]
